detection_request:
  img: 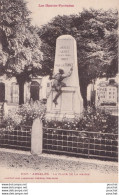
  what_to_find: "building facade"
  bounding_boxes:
[96,79,118,107]
[87,76,118,115]
[0,75,44,109]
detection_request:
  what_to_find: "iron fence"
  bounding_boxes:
[0,125,31,151]
[0,124,118,161]
[43,127,118,161]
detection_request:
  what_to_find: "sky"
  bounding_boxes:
[26,0,118,27]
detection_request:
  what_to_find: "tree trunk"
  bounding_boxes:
[81,85,88,109]
[18,81,24,105]
[79,78,88,109]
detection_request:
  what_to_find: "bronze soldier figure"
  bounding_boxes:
[51,67,73,105]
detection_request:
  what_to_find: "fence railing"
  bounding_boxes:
[43,127,118,161]
[0,125,31,151]
[0,122,118,162]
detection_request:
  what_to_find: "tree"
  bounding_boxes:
[38,9,118,107]
[0,0,42,104]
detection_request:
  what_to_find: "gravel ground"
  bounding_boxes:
[0,149,118,183]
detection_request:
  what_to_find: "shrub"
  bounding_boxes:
[43,107,118,134]
[2,101,46,130]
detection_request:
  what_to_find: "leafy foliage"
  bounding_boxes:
[1,0,42,78]
[38,9,118,106]
[1,101,46,129]
[43,108,118,134]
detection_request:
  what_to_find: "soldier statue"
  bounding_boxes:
[51,67,73,105]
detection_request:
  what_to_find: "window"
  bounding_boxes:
[30,81,40,101]
[11,83,19,103]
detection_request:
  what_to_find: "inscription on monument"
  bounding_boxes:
[54,39,74,77]
[54,36,80,87]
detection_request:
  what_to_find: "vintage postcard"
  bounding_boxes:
[0,0,118,183]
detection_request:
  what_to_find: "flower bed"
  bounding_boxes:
[0,101,46,151]
[43,108,118,134]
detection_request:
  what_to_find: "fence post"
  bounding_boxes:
[88,132,90,159]
[31,118,43,155]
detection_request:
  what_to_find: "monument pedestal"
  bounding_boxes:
[46,87,83,120]
[46,35,84,120]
